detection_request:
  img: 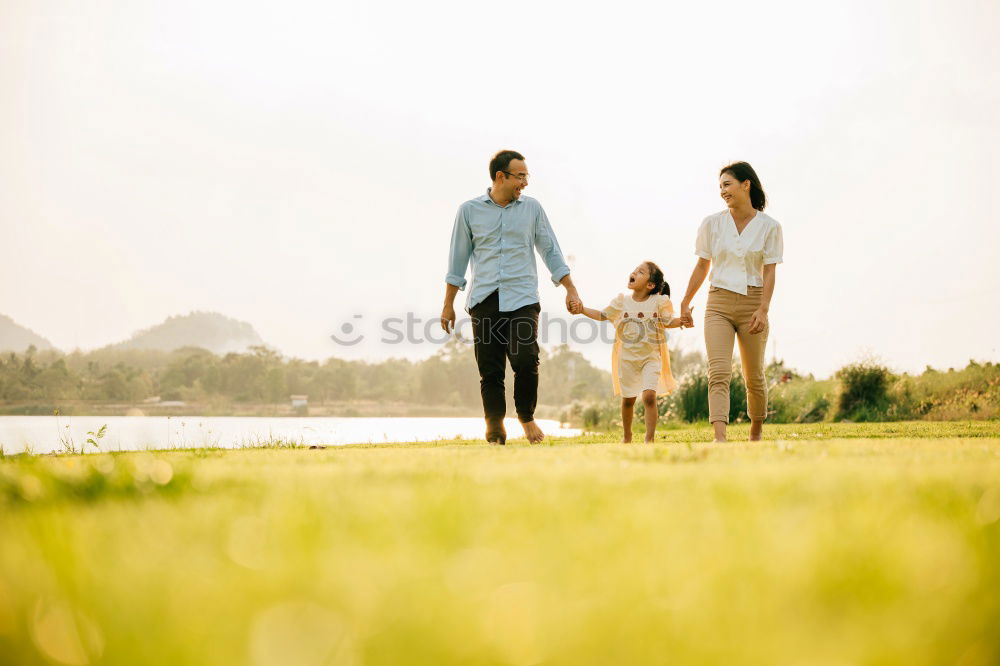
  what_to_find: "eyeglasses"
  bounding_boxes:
[502,171,530,183]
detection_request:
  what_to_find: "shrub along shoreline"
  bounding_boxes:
[563,359,1000,429]
[2,343,996,428]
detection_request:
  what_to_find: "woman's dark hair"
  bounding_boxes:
[645,261,670,297]
[720,161,767,211]
[489,149,525,181]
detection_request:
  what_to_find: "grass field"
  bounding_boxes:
[2,422,999,665]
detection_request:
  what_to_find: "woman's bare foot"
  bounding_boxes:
[712,421,727,443]
[749,420,764,441]
[521,420,545,444]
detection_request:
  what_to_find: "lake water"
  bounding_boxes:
[0,416,581,454]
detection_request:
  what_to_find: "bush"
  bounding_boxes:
[769,378,835,423]
[835,362,893,421]
[912,361,1000,421]
[675,372,709,422]
[560,399,620,429]
[674,368,747,423]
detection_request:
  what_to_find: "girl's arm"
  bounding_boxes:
[657,297,684,329]
[578,306,607,321]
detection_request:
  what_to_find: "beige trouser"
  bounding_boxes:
[704,285,769,424]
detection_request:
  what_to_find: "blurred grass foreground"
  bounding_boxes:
[2,423,999,665]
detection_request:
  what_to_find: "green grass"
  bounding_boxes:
[2,422,999,665]
[643,419,1000,441]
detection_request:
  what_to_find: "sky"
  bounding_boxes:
[1,0,998,377]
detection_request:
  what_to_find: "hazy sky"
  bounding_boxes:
[2,0,998,377]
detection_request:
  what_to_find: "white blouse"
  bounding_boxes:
[695,209,784,295]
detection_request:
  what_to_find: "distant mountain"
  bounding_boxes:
[113,312,267,355]
[0,314,56,352]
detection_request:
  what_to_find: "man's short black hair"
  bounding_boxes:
[489,150,525,181]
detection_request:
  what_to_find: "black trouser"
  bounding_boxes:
[470,291,540,443]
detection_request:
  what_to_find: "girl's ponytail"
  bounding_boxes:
[645,261,671,297]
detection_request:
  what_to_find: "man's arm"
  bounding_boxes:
[441,283,460,333]
[441,207,472,333]
[534,205,578,311]
[558,274,580,313]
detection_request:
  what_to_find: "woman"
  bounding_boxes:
[679,162,783,442]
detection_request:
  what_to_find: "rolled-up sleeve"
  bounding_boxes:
[446,205,472,289]
[695,217,713,259]
[763,223,784,265]
[533,204,571,286]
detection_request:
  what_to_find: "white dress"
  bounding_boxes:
[602,294,678,398]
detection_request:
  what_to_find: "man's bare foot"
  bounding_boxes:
[749,420,764,441]
[522,420,545,444]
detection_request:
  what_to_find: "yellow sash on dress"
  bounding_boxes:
[610,330,678,397]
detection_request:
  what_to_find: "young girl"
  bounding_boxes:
[572,262,683,443]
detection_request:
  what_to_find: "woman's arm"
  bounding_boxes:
[748,263,776,334]
[680,257,711,327]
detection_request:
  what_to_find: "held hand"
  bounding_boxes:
[747,308,768,334]
[566,289,581,314]
[568,300,583,315]
[680,303,695,329]
[440,303,456,334]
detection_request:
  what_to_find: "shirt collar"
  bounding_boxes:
[480,188,521,207]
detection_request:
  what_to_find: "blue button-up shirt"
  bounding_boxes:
[446,190,571,312]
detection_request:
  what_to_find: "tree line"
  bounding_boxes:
[0,340,700,409]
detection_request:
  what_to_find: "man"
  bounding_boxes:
[440,150,580,445]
